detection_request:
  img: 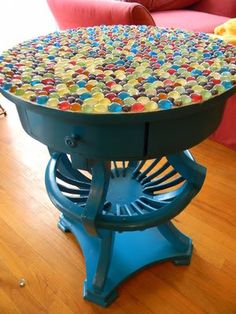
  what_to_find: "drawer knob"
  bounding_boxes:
[64,135,80,148]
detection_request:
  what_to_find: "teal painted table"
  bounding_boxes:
[2,87,235,306]
[1,25,235,307]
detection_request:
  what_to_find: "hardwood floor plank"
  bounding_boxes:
[0,290,21,314]
[152,260,236,314]
[0,255,47,313]
[120,270,203,314]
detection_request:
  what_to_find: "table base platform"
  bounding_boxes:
[58,214,193,307]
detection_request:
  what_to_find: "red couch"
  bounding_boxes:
[47,0,236,150]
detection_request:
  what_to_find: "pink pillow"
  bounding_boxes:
[120,0,200,12]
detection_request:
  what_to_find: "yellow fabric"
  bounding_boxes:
[212,18,236,45]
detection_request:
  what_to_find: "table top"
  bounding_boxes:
[0,25,235,115]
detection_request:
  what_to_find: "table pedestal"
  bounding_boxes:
[45,151,206,307]
[59,215,192,306]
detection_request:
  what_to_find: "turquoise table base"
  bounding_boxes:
[45,150,205,307]
[58,214,193,307]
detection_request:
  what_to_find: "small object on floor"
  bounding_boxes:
[0,104,7,116]
[18,278,26,287]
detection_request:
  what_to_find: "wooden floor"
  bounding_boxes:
[0,100,236,314]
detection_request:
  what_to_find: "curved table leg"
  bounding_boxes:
[158,221,193,265]
[58,215,117,307]
[81,160,110,236]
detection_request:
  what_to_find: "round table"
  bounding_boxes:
[0,25,235,307]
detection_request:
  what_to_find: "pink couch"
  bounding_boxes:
[47,0,236,150]
[47,0,235,31]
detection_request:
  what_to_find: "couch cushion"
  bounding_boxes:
[151,10,229,33]
[150,0,200,12]
[121,0,199,11]
[190,0,236,18]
